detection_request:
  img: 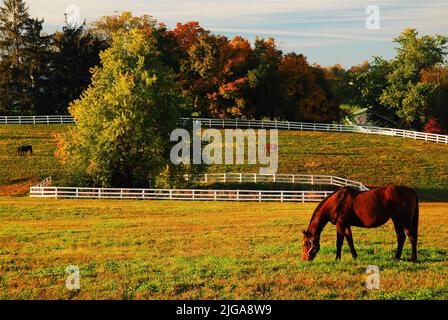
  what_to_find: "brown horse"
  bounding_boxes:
[17,145,33,156]
[301,185,419,262]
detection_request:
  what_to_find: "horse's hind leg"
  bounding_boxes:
[404,226,418,262]
[344,227,358,259]
[392,218,406,260]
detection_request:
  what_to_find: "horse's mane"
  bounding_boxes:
[309,187,358,225]
[309,192,334,223]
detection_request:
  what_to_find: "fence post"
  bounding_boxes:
[205,174,208,183]
[55,187,58,199]
[281,191,284,203]
[259,191,262,202]
[46,115,50,125]
[76,188,79,198]
[239,173,242,183]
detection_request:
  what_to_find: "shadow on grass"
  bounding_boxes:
[415,189,448,202]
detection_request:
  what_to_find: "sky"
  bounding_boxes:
[19,0,448,67]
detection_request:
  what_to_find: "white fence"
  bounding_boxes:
[30,186,334,202]
[182,118,448,144]
[2,115,446,143]
[0,115,74,124]
[185,173,369,191]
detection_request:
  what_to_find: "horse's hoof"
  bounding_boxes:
[352,254,358,259]
[335,256,341,261]
[410,256,417,263]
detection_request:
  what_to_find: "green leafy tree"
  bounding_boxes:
[57,29,185,187]
[350,57,401,126]
[380,28,448,127]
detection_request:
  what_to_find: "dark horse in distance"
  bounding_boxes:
[17,145,33,156]
[302,185,419,262]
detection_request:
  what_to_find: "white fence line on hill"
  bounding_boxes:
[2,115,446,143]
[185,173,369,191]
[183,118,448,144]
[30,186,334,202]
[0,115,74,124]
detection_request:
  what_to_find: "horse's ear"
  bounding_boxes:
[302,229,308,236]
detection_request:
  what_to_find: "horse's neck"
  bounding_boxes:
[309,210,329,239]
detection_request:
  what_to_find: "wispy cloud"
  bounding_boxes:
[24,0,448,67]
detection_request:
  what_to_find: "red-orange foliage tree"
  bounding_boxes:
[423,117,445,134]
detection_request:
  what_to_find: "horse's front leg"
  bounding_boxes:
[335,223,345,260]
[344,226,358,259]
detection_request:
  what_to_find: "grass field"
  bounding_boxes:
[1,124,447,200]
[0,198,447,300]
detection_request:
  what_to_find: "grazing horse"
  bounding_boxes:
[17,145,33,156]
[301,185,419,262]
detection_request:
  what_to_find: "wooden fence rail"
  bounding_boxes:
[185,173,369,191]
[30,186,334,202]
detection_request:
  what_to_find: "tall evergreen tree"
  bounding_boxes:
[0,0,46,114]
[48,22,106,114]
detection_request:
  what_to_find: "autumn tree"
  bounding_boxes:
[90,11,156,43]
[423,116,445,134]
[420,66,448,129]
[57,29,185,187]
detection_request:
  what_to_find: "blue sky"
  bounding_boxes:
[22,0,448,67]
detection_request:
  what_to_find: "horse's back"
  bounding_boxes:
[351,185,417,228]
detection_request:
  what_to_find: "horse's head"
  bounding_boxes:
[301,229,320,261]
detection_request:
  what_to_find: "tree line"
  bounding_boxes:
[1,0,447,133]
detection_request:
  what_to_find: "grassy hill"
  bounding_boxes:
[0,124,447,200]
